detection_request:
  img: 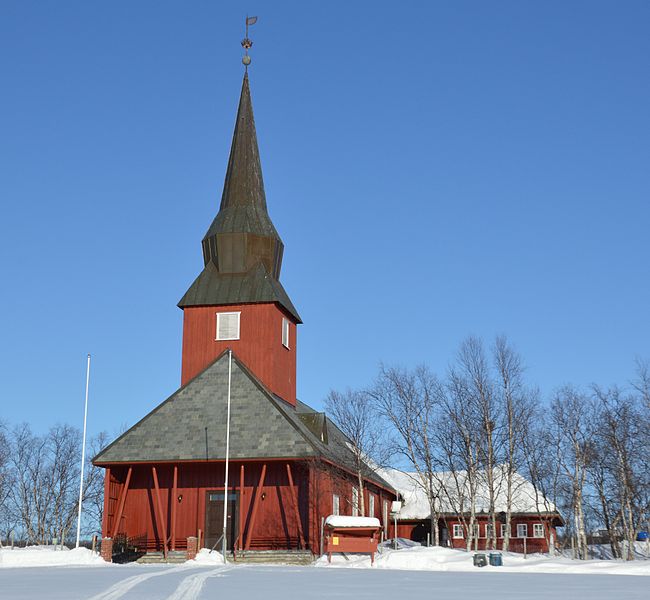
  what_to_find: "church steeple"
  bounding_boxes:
[179,68,300,402]
[201,73,284,278]
[203,73,284,279]
[178,71,300,324]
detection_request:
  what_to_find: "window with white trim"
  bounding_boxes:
[517,523,528,538]
[472,523,480,539]
[486,523,495,539]
[368,494,375,518]
[501,524,508,538]
[281,317,290,349]
[533,523,544,538]
[352,487,359,517]
[333,494,340,516]
[453,524,464,539]
[216,312,240,341]
[383,500,389,530]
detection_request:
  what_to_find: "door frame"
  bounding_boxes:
[204,489,240,550]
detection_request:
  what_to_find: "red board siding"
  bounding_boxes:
[395,517,557,553]
[181,303,297,405]
[102,460,396,555]
[104,461,309,552]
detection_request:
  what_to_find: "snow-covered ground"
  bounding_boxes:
[1,545,648,600]
[0,545,107,568]
[317,544,650,577]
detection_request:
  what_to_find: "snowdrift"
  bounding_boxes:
[315,544,650,576]
[0,546,107,568]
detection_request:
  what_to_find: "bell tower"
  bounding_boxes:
[178,70,300,405]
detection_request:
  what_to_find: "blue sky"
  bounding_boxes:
[1,1,649,438]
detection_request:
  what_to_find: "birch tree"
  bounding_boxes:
[325,389,387,517]
[370,364,446,545]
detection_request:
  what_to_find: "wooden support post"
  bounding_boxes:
[171,465,178,551]
[244,464,267,551]
[239,464,245,551]
[152,467,168,559]
[111,467,132,538]
[101,467,111,538]
[286,463,305,549]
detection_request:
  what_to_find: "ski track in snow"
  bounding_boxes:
[86,566,189,600]
[165,565,235,600]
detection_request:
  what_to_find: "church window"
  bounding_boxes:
[333,494,340,516]
[352,487,359,517]
[216,312,240,341]
[282,317,290,348]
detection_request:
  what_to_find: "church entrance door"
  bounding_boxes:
[205,490,239,551]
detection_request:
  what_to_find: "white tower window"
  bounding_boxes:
[282,317,290,349]
[216,312,240,341]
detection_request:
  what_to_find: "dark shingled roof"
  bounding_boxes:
[92,352,394,491]
[178,262,301,323]
[204,72,280,240]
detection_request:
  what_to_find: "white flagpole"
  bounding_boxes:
[222,349,233,561]
[75,354,91,548]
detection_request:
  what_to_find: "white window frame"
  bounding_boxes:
[368,494,375,518]
[352,487,359,517]
[282,317,290,349]
[453,524,464,539]
[383,500,389,530]
[472,523,480,539]
[517,523,528,538]
[500,524,508,539]
[333,494,340,516]
[486,522,495,539]
[533,523,545,538]
[216,311,240,341]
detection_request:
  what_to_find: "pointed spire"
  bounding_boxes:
[201,74,284,278]
[219,73,269,214]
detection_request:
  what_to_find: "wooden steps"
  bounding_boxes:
[232,550,314,565]
[137,551,187,564]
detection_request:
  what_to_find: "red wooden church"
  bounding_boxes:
[93,70,395,561]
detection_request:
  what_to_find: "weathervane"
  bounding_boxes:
[241,15,258,70]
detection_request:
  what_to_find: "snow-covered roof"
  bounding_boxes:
[325,516,381,528]
[379,467,558,520]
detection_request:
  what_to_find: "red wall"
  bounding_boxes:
[181,303,297,405]
[103,460,396,555]
[396,517,558,553]
[105,461,308,552]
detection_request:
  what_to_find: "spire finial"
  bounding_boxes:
[241,15,258,70]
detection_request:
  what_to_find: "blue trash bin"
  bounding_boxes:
[637,531,649,542]
[489,553,503,566]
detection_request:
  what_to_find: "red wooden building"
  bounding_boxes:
[93,72,396,560]
[383,468,564,553]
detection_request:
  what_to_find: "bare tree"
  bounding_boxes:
[493,336,537,551]
[370,364,447,545]
[325,389,388,517]
[8,423,84,544]
[83,431,109,537]
[550,386,594,559]
[0,421,13,542]
[592,386,646,560]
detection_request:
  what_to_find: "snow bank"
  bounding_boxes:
[325,516,381,528]
[315,545,650,576]
[187,548,226,566]
[0,546,107,568]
